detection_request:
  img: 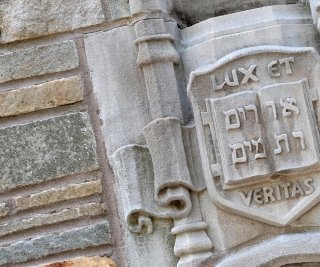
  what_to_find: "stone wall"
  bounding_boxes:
[2,1,320,267]
[0,1,124,266]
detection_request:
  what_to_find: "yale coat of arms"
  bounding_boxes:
[188,46,320,225]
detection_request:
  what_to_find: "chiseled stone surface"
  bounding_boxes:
[0,0,105,43]
[0,222,111,266]
[0,41,79,84]
[0,76,83,117]
[0,113,99,192]
[108,0,130,20]
[0,203,9,217]
[14,180,102,211]
[0,202,105,237]
[43,257,116,267]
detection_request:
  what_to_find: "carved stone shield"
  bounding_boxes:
[188,46,320,226]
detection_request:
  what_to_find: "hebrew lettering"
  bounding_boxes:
[223,104,259,131]
[280,97,299,117]
[244,140,252,151]
[274,134,290,155]
[237,107,246,121]
[224,109,240,131]
[244,104,259,123]
[210,80,319,184]
[230,138,268,164]
[264,101,277,119]
[292,131,305,150]
[230,143,247,165]
[251,138,267,160]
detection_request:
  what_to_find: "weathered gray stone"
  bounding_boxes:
[0,76,83,117]
[181,5,312,47]
[0,112,98,192]
[14,180,102,211]
[0,202,105,237]
[181,5,317,76]
[108,0,130,20]
[0,203,9,217]
[0,222,111,266]
[0,41,79,84]
[1,0,105,42]
[174,0,300,25]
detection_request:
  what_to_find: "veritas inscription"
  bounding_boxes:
[239,178,314,206]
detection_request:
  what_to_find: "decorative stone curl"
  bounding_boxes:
[111,144,196,235]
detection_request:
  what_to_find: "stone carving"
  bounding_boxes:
[111,144,193,234]
[188,46,320,226]
[216,231,320,267]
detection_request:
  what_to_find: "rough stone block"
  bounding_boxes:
[14,180,102,211]
[0,41,79,83]
[0,0,105,42]
[108,0,130,20]
[0,222,112,266]
[0,203,9,217]
[0,113,99,192]
[42,257,116,267]
[0,76,83,117]
[0,202,105,237]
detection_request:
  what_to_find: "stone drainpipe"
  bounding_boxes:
[129,0,214,266]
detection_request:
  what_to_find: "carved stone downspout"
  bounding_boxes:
[134,18,182,119]
[129,3,214,266]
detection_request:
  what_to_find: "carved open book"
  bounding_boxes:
[209,79,320,185]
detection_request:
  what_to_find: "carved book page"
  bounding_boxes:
[209,91,272,185]
[259,80,320,173]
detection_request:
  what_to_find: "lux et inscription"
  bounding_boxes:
[212,56,294,90]
[239,178,314,206]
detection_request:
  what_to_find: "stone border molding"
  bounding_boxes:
[216,232,320,267]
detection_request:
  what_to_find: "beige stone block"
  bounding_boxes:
[1,0,105,43]
[0,203,9,217]
[0,203,105,237]
[0,76,83,117]
[14,180,102,211]
[43,257,116,267]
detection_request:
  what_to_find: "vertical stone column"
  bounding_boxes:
[134,18,182,120]
[130,1,214,265]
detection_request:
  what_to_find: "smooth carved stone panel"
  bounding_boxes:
[0,112,99,192]
[0,0,105,42]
